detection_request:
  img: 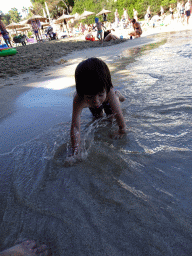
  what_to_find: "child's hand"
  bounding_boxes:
[110,129,126,139]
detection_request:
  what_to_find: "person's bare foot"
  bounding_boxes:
[0,240,51,256]
[115,90,125,102]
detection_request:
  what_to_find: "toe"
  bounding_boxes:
[22,240,37,249]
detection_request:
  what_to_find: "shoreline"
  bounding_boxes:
[0,35,157,121]
[0,20,191,84]
[0,22,191,153]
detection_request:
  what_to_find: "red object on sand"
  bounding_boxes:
[85,35,95,41]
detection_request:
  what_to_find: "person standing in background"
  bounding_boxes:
[102,13,107,22]
[123,8,129,22]
[94,17,106,43]
[114,9,119,27]
[180,1,185,23]
[169,4,174,20]
[185,0,191,24]
[133,9,138,21]
[31,20,41,42]
[160,6,164,17]
[0,15,12,47]
[36,19,42,40]
[146,6,151,22]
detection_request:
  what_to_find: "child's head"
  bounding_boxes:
[131,19,136,24]
[75,57,113,98]
[95,17,99,23]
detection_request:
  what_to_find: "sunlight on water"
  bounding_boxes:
[41,76,75,90]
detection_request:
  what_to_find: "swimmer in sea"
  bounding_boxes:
[70,57,126,155]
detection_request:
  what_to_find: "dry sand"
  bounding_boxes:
[1,19,191,80]
[0,38,126,79]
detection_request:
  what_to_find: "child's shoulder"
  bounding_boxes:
[73,93,87,108]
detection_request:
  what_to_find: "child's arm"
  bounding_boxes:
[107,88,126,137]
[101,23,106,30]
[70,94,85,155]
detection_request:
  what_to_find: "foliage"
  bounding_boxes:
[1,0,179,26]
[28,31,33,37]
[30,0,74,18]
[0,13,11,26]
[7,8,22,23]
[72,0,178,23]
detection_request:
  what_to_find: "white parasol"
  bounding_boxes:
[41,22,50,27]
[96,9,111,16]
[16,26,30,32]
[74,12,80,19]
[54,14,75,24]
[6,22,26,34]
[80,10,95,20]
[6,22,25,30]
[27,15,47,24]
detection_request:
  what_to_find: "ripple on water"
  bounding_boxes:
[0,31,192,255]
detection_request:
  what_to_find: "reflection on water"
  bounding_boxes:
[0,31,192,255]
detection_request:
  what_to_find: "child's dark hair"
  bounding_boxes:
[75,57,113,97]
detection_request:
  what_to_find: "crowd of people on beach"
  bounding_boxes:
[1,0,192,47]
[71,1,192,42]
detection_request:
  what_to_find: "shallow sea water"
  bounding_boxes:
[0,30,192,255]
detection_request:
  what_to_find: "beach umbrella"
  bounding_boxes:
[96,9,111,16]
[80,10,95,19]
[6,22,25,34]
[27,15,47,24]
[73,12,82,21]
[16,27,30,32]
[6,22,25,30]
[19,19,29,25]
[74,12,80,19]
[54,14,75,24]
[41,22,50,27]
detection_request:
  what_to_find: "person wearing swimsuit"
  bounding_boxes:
[70,57,126,155]
[129,19,142,39]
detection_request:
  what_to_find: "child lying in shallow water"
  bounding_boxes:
[70,57,126,155]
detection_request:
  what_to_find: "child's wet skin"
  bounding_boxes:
[84,91,107,108]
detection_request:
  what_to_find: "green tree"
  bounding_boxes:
[72,0,143,23]
[25,0,179,22]
[29,0,74,18]
[8,8,22,23]
[0,12,11,26]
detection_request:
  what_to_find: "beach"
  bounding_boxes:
[0,20,192,152]
[0,37,127,80]
[1,18,191,81]
[0,20,192,255]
